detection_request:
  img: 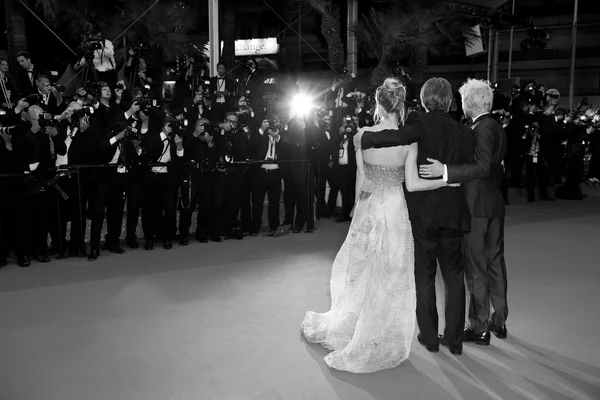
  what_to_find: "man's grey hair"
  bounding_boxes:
[459,78,493,117]
[420,77,453,111]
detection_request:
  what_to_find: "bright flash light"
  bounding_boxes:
[290,93,314,117]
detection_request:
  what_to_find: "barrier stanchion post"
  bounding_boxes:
[306,161,315,233]
[54,191,67,259]
[75,167,87,257]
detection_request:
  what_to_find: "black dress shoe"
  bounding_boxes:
[163,240,173,250]
[417,333,439,353]
[180,237,189,246]
[195,235,208,243]
[463,328,490,345]
[127,239,139,249]
[109,246,126,254]
[0,259,8,269]
[144,240,154,250]
[210,235,223,243]
[439,336,463,355]
[541,196,555,201]
[88,250,100,261]
[488,322,507,339]
[35,254,51,263]
[293,227,302,233]
[18,256,31,267]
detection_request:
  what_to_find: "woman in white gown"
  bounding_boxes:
[301,78,453,373]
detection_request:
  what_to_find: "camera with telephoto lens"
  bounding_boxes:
[171,118,189,134]
[137,97,161,116]
[38,113,59,129]
[23,93,44,106]
[115,82,125,91]
[266,119,281,133]
[83,82,102,99]
[0,125,19,136]
[71,106,94,125]
[524,123,540,137]
[579,112,600,129]
[49,71,65,93]
[201,122,214,136]
[344,116,357,133]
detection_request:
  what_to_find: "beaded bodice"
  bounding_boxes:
[361,163,405,193]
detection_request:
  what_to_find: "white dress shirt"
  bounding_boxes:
[339,135,349,166]
[216,77,226,103]
[79,40,116,72]
[153,131,184,173]
[56,126,77,167]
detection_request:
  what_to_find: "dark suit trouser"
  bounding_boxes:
[11,189,51,257]
[222,169,245,233]
[126,170,145,241]
[252,169,282,231]
[90,170,126,251]
[49,176,84,253]
[525,155,549,200]
[240,168,254,231]
[412,222,466,346]
[317,164,338,216]
[283,169,308,229]
[143,172,177,241]
[0,182,8,261]
[464,218,508,334]
[179,171,225,236]
[337,164,356,217]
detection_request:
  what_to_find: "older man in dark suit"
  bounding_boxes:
[362,77,475,356]
[421,78,509,345]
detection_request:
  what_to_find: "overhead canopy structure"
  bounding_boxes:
[445,0,511,10]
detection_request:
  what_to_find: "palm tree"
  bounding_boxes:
[289,0,346,74]
[352,1,480,88]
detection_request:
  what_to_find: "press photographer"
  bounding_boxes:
[207,62,236,123]
[50,102,98,257]
[522,122,553,203]
[124,46,153,94]
[250,115,288,236]
[9,105,66,266]
[74,29,117,88]
[140,115,184,251]
[30,71,66,115]
[335,114,358,222]
[178,118,225,244]
[218,112,251,239]
[87,119,139,261]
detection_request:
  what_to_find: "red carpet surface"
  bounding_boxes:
[1,189,599,400]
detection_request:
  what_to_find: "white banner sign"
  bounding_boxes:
[230,38,279,56]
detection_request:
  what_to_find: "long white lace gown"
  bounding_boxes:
[301,159,416,374]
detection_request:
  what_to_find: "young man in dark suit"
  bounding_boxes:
[362,77,474,356]
[208,62,236,123]
[421,78,509,345]
[16,52,38,97]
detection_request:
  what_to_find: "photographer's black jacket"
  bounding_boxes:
[11,125,66,174]
[220,128,251,170]
[182,132,223,173]
[140,129,185,177]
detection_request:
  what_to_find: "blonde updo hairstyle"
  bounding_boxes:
[374,78,407,125]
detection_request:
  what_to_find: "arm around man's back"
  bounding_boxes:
[446,121,495,183]
[360,112,423,150]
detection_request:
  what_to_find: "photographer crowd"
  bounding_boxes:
[0,51,364,269]
[2,47,596,270]
[484,81,599,203]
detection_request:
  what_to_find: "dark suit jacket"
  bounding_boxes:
[362,110,474,233]
[446,113,507,219]
[17,68,38,97]
[140,130,185,179]
[241,69,264,106]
